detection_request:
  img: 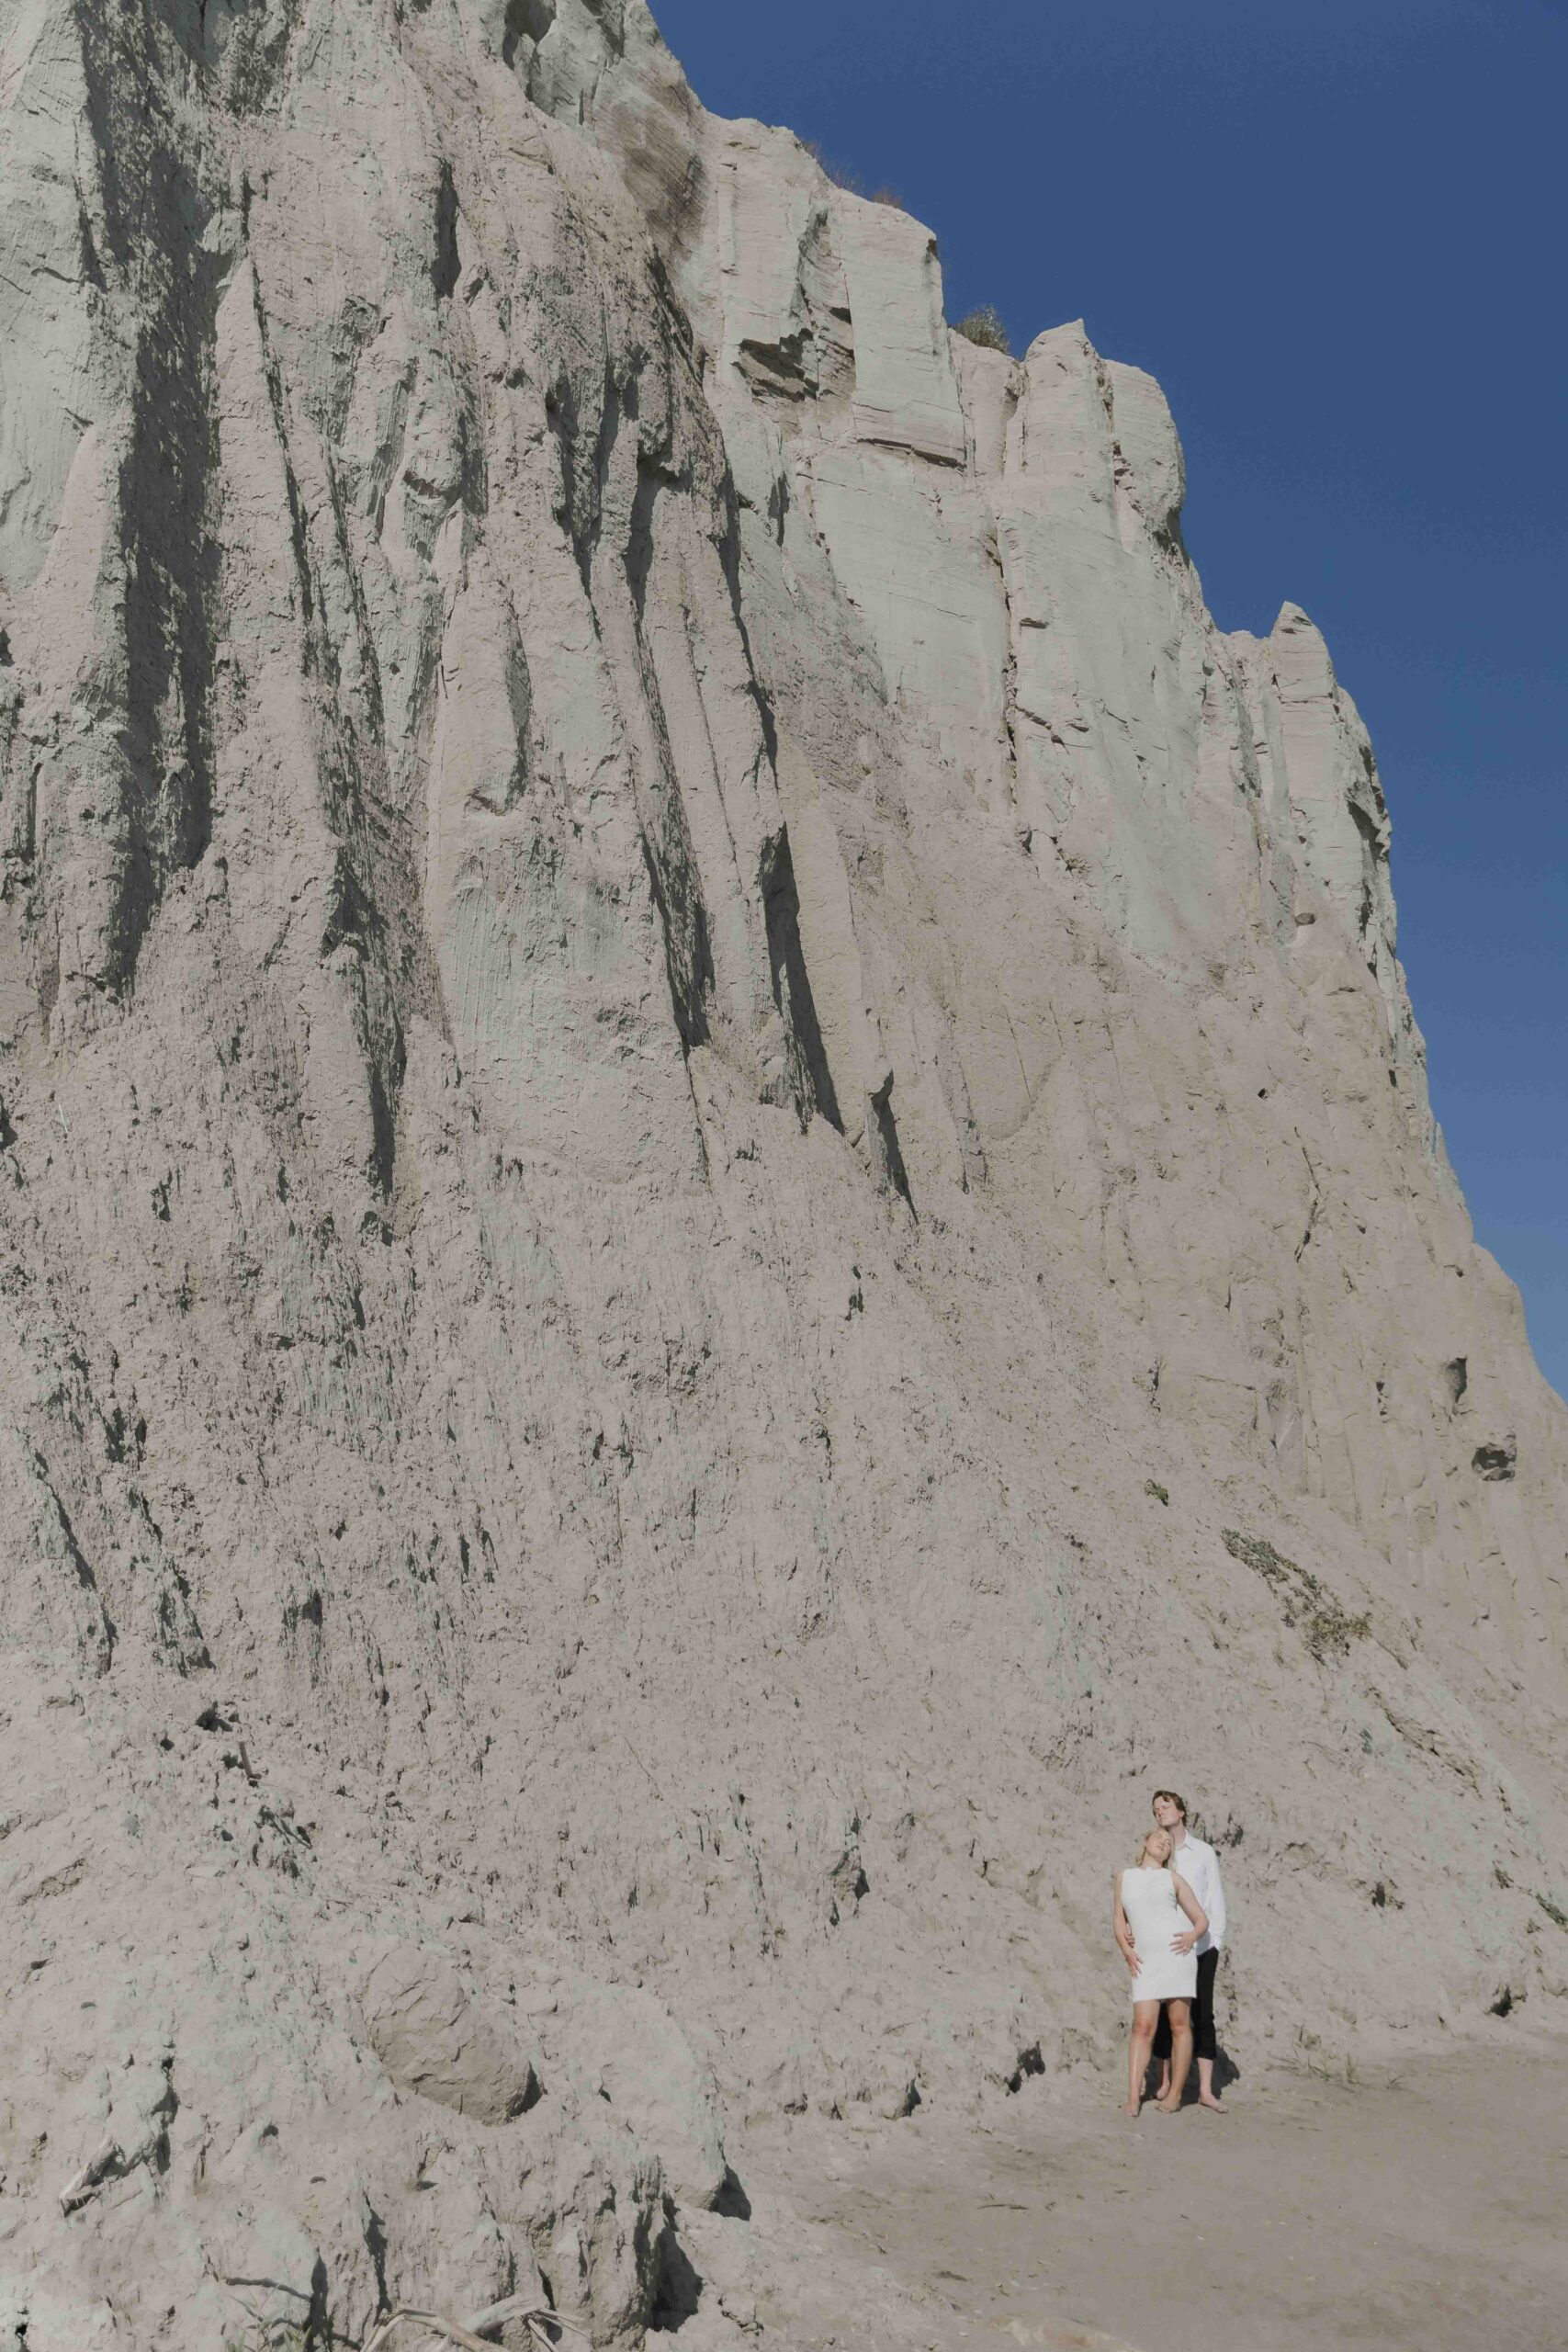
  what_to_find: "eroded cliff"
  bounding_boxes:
[1,3,1564,2345]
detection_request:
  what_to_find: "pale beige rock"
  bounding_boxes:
[0,2,1564,2346]
[360,1939,543,2125]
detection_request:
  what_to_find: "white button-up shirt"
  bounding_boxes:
[1171,1830,1226,1955]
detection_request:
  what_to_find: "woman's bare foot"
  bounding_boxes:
[1121,2098,1141,2117]
[1154,2095,1182,2114]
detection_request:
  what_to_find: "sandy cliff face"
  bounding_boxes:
[1,3,1564,2344]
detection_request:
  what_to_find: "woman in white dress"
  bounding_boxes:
[1112,1826,1209,2115]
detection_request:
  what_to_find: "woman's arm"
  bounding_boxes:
[1171,1873,1209,1953]
[1112,1873,1142,1976]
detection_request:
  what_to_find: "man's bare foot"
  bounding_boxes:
[1198,2094,1226,2112]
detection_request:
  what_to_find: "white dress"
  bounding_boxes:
[1119,1866,1198,2005]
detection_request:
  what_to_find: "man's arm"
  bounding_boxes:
[1171,1873,1208,1952]
[1205,1845,1227,1947]
[1112,1873,1141,1976]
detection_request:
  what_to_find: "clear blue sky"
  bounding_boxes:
[656,0,1567,1399]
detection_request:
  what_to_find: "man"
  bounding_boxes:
[1150,1789,1228,2110]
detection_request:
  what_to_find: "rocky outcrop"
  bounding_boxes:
[1,3,1564,2344]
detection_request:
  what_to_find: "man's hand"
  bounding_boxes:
[1122,1944,1142,1976]
[1171,1929,1198,1954]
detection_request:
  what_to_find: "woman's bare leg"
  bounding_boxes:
[1156,1999,1192,2110]
[1124,2003,1159,2114]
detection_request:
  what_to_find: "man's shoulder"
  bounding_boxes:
[1182,1831,1219,1861]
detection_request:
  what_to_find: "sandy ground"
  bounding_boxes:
[738,2038,1568,2352]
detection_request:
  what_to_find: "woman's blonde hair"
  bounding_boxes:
[1133,1826,1173,1869]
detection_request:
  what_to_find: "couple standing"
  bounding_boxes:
[1111,1788,1228,2116]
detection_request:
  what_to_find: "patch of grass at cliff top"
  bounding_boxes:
[953,303,1011,355]
[801,140,903,208]
[1223,1527,1371,1664]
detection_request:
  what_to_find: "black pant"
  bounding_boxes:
[1152,1947,1219,2064]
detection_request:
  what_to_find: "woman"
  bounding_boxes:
[1112,1824,1208,2115]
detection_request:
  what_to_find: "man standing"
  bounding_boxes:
[1150,1789,1228,2110]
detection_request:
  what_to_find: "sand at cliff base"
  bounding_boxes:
[742,2040,1568,2352]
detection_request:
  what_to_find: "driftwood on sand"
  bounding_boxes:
[361,2301,590,2352]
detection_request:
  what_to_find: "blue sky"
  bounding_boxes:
[655,0,1567,1399]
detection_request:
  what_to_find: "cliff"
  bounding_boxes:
[1,4,1564,2345]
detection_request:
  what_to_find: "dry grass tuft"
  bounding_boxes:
[952,304,1011,355]
[802,139,904,209]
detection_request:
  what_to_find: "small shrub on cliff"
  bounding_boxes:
[1222,1527,1371,1664]
[953,304,1011,355]
[802,140,903,208]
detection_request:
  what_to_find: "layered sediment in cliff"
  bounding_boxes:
[1,4,1563,2344]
